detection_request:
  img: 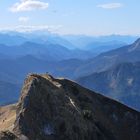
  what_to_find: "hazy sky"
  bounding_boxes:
[0,0,140,35]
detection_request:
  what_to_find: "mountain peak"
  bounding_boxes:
[133,38,140,47]
[134,38,140,43]
[0,74,140,140]
[129,38,140,51]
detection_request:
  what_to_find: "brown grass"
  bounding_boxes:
[0,104,16,131]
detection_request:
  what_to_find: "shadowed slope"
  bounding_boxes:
[0,74,140,140]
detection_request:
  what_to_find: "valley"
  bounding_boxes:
[0,33,140,112]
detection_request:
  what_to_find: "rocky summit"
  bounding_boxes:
[0,74,140,140]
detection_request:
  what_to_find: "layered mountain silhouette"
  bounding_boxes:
[77,62,140,111]
[0,42,94,61]
[74,38,140,77]
[64,34,137,49]
[86,41,126,54]
[0,34,140,111]
[0,74,140,140]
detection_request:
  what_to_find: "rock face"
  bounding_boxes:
[77,62,140,111]
[0,131,18,140]
[0,74,140,140]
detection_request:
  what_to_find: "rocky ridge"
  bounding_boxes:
[0,74,140,140]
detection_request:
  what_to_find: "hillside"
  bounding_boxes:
[0,42,94,61]
[0,74,140,140]
[74,38,140,77]
[0,81,20,105]
[77,62,140,111]
[0,39,140,106]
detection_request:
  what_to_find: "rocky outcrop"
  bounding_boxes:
[0,74,140,140]
[0,131,18,140]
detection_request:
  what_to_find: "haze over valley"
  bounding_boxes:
[0,0,140,139]
[0,32,140,111]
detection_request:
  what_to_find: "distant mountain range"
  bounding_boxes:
[0,41,95,61]
[0,80,20,105]
[63,34,138,49]
[0,55,84,105]
[74,38,140,77]
[86,41,126,54]
[0,32,76,50]
[0,32,138,51]
[0,31,140,111]
[76,39,140,111]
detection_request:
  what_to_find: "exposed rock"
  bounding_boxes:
[0,74,140,140]
[0,131,18,140]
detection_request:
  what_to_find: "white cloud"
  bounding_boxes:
[10,0,49,12]
[18,17,29,22]
[97,3,123,9]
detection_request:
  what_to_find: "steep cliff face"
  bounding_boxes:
[0,74,140,140]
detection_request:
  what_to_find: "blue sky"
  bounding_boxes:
[0,0,140,35]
